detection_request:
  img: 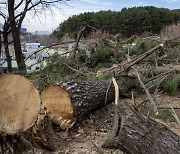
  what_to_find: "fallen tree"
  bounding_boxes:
[41,77,137,129]
[103,110,180,154]
[37,42,180,153]
[102,77,180,154]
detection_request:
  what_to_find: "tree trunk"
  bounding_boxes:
[41,77,136,129]
[8,0,27,74]
[3,33,12,72]
[103,112,180,154]
[0,34,2,57]
[73,26,86,58]
[0,74,40,153]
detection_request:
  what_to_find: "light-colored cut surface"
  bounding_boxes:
[0,74,40,134]
[41,85,74,129]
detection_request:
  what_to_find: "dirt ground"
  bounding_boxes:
[28,93,180,154]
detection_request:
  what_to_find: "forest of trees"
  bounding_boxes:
[53,6,180,38]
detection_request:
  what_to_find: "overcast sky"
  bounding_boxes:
[23,0,180,33]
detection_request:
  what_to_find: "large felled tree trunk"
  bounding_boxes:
[0,74,40,153]
[41,77,136,129]
[103,112,180,154]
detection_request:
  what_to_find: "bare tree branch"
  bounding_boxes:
[14,0,24,10]
[134,67,158,114]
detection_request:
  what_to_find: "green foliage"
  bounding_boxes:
[113,50,126,63]
[26,72,49,93]
[88,44,113,67]
[165,45,180,62]
[53,6,180,38]
[27,55,82,91]
[172,9,180,23]
[87,37,127,68]
[141,108,176,123]
[162,73,180,95]
[114,33,122,42]
[153,109,176,122]
[129,40,154,56]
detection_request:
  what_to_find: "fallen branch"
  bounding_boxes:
[157,106,180,110]
[144,69,174,84]
[62,62,86,76]
[103,77,123,148]
[134,68,158,113]
[97,43,164,76]
[122,44,164,73]
[171,106,180,124]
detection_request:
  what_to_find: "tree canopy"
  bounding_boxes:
[54,6,180,38]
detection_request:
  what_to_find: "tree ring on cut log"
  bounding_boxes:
[41,84,74,129]
[0,74,40,135]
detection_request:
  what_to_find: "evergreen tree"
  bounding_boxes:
[53,6,180,38]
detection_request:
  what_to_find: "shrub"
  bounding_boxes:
[153,109,176,122]
[162,73,180,95]
[88,43,114,67]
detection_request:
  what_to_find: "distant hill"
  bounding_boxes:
[53,6,180,38]
[172,9,180,12]
[32,31,51,35]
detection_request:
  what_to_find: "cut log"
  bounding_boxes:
[0,74,40,135]
[41,77,136,129]
[103,112,180,154]
[0,74,41,153]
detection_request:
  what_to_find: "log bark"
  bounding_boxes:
[41,77,137,129]
[103,112,180,154]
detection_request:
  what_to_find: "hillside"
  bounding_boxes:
[53,6,180,38]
